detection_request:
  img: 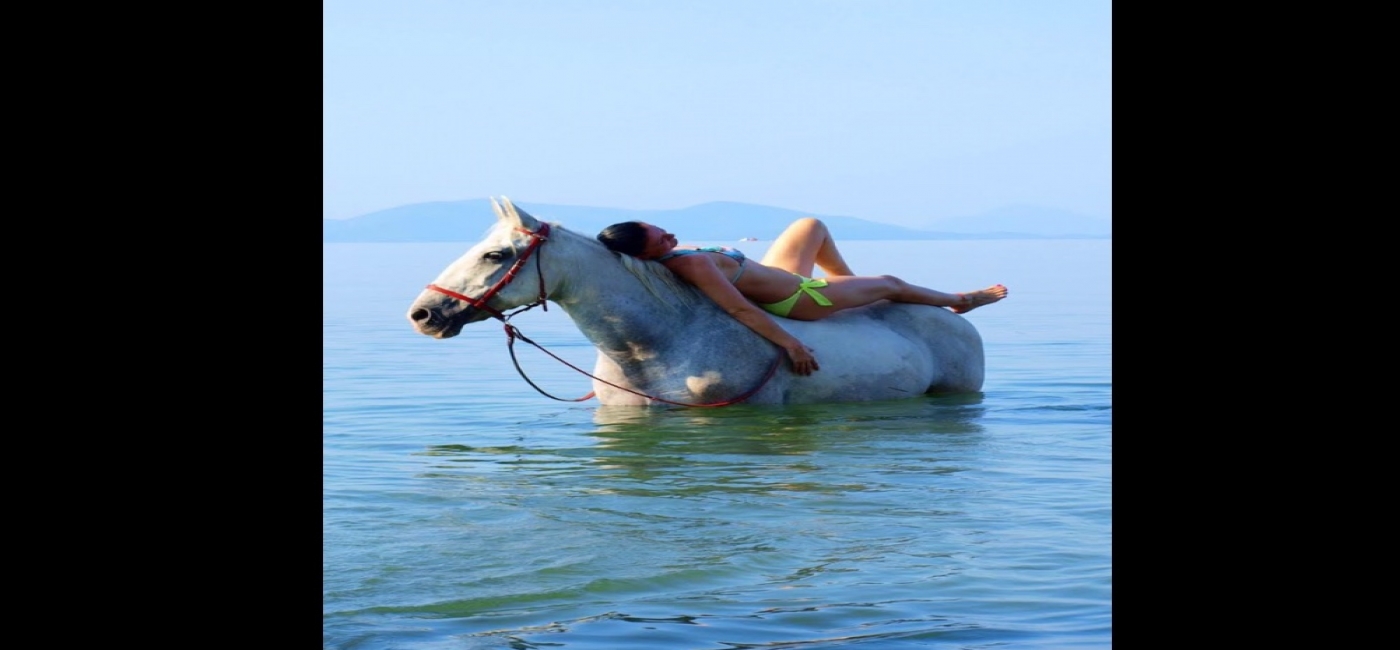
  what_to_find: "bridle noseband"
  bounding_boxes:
[425,223,551,321]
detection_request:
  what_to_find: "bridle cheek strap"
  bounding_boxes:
[424,223,551,321]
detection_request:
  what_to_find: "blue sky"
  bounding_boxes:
[323,0,1111,228]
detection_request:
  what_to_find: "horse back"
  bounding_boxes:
[781,302,985,399]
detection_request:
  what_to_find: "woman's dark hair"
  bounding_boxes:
[596,222,648,257]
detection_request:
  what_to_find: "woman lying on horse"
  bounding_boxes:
[596,218,1008,376]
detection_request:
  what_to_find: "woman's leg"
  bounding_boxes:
[759,217,856,277]
[785,275,1007,320]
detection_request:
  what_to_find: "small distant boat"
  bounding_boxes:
[738,237,758,242]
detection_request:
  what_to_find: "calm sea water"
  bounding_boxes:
[323,237,1112,649]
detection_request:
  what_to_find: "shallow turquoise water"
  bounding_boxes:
[324,238,1111,649]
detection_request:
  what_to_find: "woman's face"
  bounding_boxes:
[637,223,677,260]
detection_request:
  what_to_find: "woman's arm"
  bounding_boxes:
[663,256,819,375]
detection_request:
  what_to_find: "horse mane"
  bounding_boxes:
[551,222,706,312]
[614,253,707,310]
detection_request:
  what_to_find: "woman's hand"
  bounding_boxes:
[662,258,821,376]
[786,343,819,376]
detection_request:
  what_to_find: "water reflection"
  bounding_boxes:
[590,394,988,448]
[418,396,989,496]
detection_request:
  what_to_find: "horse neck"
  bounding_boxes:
[543,233,756,354]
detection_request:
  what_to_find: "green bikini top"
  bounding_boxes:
[656,246,748,283]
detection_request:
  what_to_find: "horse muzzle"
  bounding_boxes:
[408,305,464,339]
[407,298,496,339]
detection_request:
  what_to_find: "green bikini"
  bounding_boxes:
[656,246,834,318]
[758,276,833,317]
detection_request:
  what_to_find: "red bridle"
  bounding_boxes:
[425,223,551,321]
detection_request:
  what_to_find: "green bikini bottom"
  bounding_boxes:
[758,275,833,317]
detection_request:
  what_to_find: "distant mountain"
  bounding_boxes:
[323,199,1111,242]
[920,205,1111,237]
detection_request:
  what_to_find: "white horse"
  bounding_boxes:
[406,198,986,406]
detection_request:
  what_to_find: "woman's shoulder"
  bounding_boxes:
[657,246,719,261]
[657,250,728,279]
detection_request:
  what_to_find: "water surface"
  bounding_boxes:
[324,238,1111,649]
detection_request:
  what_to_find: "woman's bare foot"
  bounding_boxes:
[951,284,1008,314]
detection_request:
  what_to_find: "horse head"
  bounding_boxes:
[406,197,553,338]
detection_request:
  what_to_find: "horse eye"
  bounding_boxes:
[483,250,510,262]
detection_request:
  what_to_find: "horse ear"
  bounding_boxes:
[497,196,540,229]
